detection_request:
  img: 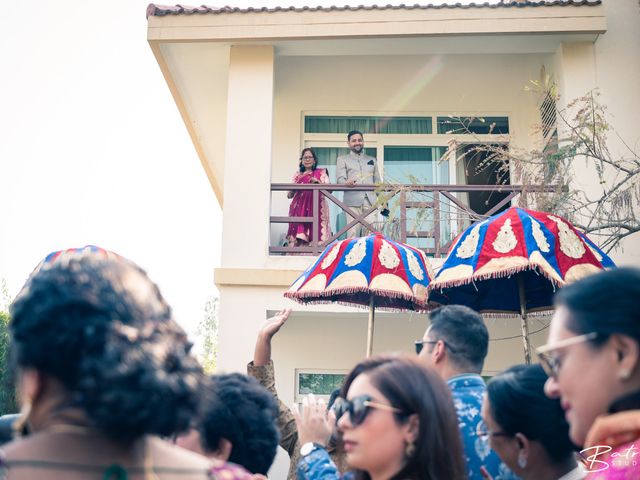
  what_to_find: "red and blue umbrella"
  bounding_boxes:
[429,207,615,362]
[285,232,435,356]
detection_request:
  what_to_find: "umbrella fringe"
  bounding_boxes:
[285,286,426,304]
[430,263,564,292]
[287,298,428,314]
[478,310,553,319]
[284,288,432,313]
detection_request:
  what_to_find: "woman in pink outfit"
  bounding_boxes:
[286,148,331,247]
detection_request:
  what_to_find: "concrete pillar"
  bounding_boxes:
[221,45,275,268]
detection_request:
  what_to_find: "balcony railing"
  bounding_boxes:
[270,183,557,256]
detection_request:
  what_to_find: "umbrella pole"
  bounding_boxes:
[366,297,375,358]
[518,276,532,365]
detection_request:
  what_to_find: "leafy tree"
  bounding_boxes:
[377,83,640,253]
[196,296,219,374]
[0,310,17,414]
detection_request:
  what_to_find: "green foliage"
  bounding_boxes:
[196,296,219,374]
[0,310,17,415]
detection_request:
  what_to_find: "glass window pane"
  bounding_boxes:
[305,116,432,134]
[383,146,450,251]
[437,116,509,135]
[298,373,346,396]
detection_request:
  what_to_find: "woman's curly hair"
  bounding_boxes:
[9,246,203,441]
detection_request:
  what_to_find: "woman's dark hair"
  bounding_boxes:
[9,246,203,441]
[554,267,640,346]
[298,147,318,172]
[198,373,279,475]
[344,355,466,480]
[487,365,575,463]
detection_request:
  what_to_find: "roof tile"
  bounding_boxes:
[146,1,602,19]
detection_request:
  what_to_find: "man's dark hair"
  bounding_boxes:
[198,373,279,475]
[427,305,489,373]
[347,130,363,141]
[487,365,576,463]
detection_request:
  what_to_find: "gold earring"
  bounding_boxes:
[12,399,33,437]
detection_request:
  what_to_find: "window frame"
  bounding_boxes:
[301,111,511,185]
[294,368,349,402]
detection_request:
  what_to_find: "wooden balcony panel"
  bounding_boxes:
[270,183,556,257]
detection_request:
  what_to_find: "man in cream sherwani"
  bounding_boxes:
[336,130,381,238]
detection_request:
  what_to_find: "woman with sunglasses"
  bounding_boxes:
[294,355,466,480]
[480,364,581,480]
[539,267,640,479]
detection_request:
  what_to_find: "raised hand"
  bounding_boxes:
[253,309,291,366]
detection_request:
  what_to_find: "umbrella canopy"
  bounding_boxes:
[285,232,435,311]
[429,207,615,313]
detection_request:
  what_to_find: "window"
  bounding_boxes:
[295,369,348,401]
[383,146,450,250]
[299,113,511,253]
[305,116,432,135]
[437,116,509,135]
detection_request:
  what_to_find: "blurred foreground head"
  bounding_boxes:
[177,373,279,475]
[10,246,203,441]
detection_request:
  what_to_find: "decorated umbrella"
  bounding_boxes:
[429,207,615,363]
[284,232,435,357]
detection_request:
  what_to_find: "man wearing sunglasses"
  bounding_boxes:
[415,305,517,480]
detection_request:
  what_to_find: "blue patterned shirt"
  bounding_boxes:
[448,374,519,480]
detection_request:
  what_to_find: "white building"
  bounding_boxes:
[147,0,639,475]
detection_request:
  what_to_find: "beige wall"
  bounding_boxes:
[269,52,549,248]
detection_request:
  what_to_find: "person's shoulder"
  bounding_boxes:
[0,432,48,461]
[149,436,212,470]
[209,459,254,479]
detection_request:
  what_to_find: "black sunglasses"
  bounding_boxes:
[332,395,404,427]
[414,338,459,355]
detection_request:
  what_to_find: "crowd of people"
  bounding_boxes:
[0,246,639,480]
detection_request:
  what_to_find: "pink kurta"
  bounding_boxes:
[287,168,331,246]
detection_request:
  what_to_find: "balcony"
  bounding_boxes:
[270,183,557,256]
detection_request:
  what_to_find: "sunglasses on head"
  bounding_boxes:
[331,394,404,426]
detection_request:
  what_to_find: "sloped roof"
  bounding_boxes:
[147,1,602,19]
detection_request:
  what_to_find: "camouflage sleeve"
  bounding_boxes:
[247,360,300,457]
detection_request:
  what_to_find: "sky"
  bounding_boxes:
[0,0,494,337]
